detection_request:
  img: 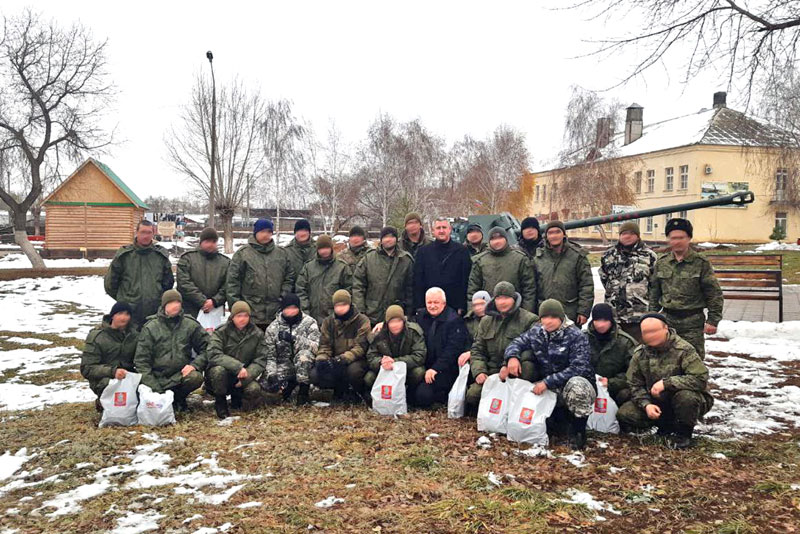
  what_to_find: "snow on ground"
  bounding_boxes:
[558,488,621,521]
[0,381,95,411]
[0,449,35,482]
[754,241,800,252]
[0,254,112,269]
[0,346,79,376]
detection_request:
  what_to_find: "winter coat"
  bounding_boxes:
[80,316,138,393]
[316,307,372,364]
[263,312,320,381]
[532,238,594,321]
[412,239,472,312]
[504,321,594,391]
[296,253,353,325]
[465,242,488,259]
[283,238,315,288]
[352,246,414,324]
[134,308,210,392]
[468,244,537,312]
[515,237,544,259]
[192,317,267,385]
[366,321,427,373]
[470,293,538,378]
[104,240,174,328]
[586,323,637,397]
[399,229,431,259]
[627,329,713,410]
[463,310,485,342]
[338,243,372,270]
[226,236,296,326]
[176,248,231,319]
[599,241,657,322]
[412,306,469,379]
[648,249,724,326]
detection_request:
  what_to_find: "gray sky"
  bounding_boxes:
[3,0,727,200]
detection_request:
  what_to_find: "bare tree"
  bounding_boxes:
[308,121,359,233]
[357,114,403,227]
[578,1,800,102]
[261,100,306,236]
[166,76,265,253]
[469,125,530,213]
[0,10,114,268]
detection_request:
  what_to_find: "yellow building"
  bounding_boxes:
[525,93,799,244]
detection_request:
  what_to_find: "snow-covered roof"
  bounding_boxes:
[535,106,796,173]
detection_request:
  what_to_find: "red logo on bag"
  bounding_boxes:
[489,398,502,414]
[114,392,127,407]
[381,385,392,399]
[595,398,607,414]
[519,408,534,425]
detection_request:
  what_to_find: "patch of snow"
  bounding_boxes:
[110,510,165,534]
[696,242,737,249]
[754,241,800,252]
[2,336,52,346]
[0,381,95,411]
[183,514,204,524]
[312,401,330,408]
[236,501,262,509]
[0,346,80,377]
[559,488,622,521]
[0,448,36,481]
[515,444,555,459]
[486,472,502,486]
[0,254,112,269]
[560,452,587,468]
[425,433,440,441]
[609,467,626,474]
[476,436,492,449]
[314,495,344,508]
[38,480,112,517]
[216,416,240,427]
[710,452,727,459]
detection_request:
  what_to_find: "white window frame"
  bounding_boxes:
[647,170,655,193]
[679,165,689,190]
[665,167,674,191]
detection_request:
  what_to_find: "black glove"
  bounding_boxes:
[278,330,294,343]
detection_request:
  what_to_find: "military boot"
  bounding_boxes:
[296,384,310,406]
[230,389,243,410]
[669,425,693,450]
[569,416,588,451]
[214,395,229,420]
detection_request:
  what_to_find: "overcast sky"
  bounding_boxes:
[2,0,729,200]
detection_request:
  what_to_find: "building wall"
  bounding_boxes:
[45,205,142,250]
[526,145,800,243]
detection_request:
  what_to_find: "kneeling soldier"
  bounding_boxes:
[81,302,138,411]
[617,313,714,449]
[260,293,321,405]
[365,305,426,403]
[134,290,209,413]
[190,301,267,419]
[504,299,596,450]
[311,290,371,403]
[586,303,637,405]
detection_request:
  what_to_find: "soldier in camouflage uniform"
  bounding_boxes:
[648,218,723,360]
[191,301,267,419]
[296,235,352,325]
[504,299,596,450]
[599,221,657,343]
[399,212,432,259]
[283,219,315,290]
[338,226,372,271]
[260,293,321,405]
[464,223,487,258]
[617,314,714,449]
[176,227,230,320]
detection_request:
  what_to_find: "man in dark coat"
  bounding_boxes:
[413,217,472,315]
[412,287,469,408]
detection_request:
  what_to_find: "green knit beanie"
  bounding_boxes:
[231,301,251,317]
[161,289,182,307]
[332,289,351,306]
[619,221,640,237]
[538,298,565,320]
[385,304,405,323]
[493,281,516,298]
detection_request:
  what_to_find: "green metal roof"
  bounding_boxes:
[92,158,149,209]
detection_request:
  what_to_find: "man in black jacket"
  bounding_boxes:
[413,217,472,315]
[412,286,469,408]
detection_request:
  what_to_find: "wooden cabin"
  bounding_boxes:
[43,158,149,258]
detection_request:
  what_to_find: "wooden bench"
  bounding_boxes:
[707,254,784,322]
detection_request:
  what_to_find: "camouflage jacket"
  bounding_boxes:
[193,317,268,385]
[468,244,537,312]
[317,307,372,363]
[599,241,657,322]
[627,329,713,410]
[80,316,138,392]
[296,254,353,325]
[366,321,427,373]
[470,293,538,378]
[263,312,320,381]
[648,249,724,326]
[339,243,373,271]
[399,229,432,259]
[586,323,637,397]
[532,238,594,321]
[283,238,315,289]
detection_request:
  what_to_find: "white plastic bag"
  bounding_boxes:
[371,361,407,416]
[136,384,176,427]
[477,374,510,434]
[506,379,558,446]
[447,364,471,419]
[587,376,620,434]
[197,306,225,332]
[98,372,141,428]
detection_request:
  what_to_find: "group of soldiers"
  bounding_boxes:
[81,211,723,450]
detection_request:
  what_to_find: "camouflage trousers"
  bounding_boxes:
[665,310,706,360]
[170,370,204,402]
[204,365,262,405]
[617,390,713,430]
[553,376,597,418]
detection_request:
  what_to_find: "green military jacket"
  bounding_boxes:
[104,240,174,328]
[338,243,372,271]
[465,242,488,259]
[626,329,713,410]
[366,321,427,373]
[352,246,414,324]
[226,236,296,325]
[648,249,724,326]
[80,317,139,392]
[192,317,267,383]
[586,323,637,397]
[176,248,230,319]
[296,253,353,325]
[316,307,372,364]
[533,238,594,321]
[470,296,539,378]
[284,237,315,287]
[468,244,537,312]
[399,229,431,259]
[134,308,210,392]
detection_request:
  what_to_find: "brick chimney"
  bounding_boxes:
[595,117,613,149]
[713,91,727,109]
[624,103,643,145]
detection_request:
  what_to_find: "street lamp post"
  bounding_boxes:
[206,51,217,228]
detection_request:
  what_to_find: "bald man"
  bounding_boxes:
[616,313,714,449]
